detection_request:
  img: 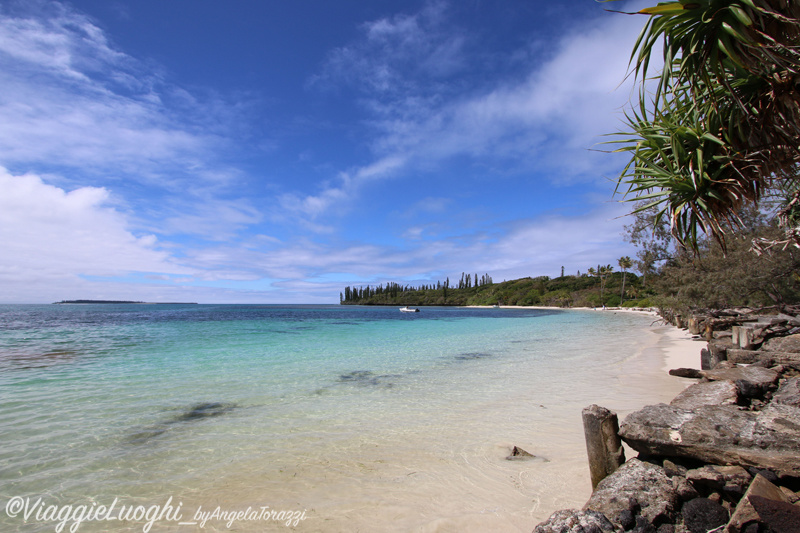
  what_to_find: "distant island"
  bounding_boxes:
[53,300,198,305]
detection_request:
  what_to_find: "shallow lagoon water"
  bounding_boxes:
[0,304,687,532]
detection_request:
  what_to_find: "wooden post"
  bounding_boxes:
[582,404,625,490]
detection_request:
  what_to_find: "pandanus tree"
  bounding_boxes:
[606,0,800,251]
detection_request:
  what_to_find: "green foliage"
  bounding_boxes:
[607,0,800,249]
[341,271,643,308]
[654,223,800,310]
[622,297,654,308]
[623,201,675,287]
[620,202,800,312]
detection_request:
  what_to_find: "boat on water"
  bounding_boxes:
[399,306,420,313]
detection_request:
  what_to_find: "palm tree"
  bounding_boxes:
[607,0,800,250]
[598,264,613,303]
[618,256,633,303]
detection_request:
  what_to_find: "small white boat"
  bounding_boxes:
[399,306,420,313]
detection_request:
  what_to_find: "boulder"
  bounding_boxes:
[668,368,703,379]
[726,349,800,371]
[681,498,729,533]
[746,467,779,485]
[672,476,700,502]
[685,465,751,497]
[700,366,779,397]
[533,509,619,533]
[772,377,800,408]
[716,466,752,498]
[726,474,800,533]
[700,348,713,371]
[584,459,678,528]
[618,403,800,477]
[748,351,800,371]
[780,486,800,503]
[669,381,738,409]
[725,349,762,365]
[762,333,800,353]
[703,340,730,369]
[662,459,688,478]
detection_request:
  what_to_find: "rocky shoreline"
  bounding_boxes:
[534,307,800,533]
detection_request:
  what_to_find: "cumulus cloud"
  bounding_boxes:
[0,168,192,287]
[0,166,634,302]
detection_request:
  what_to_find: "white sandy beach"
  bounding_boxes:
[202,310,703,532]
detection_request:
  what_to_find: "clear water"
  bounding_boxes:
[0,304,686,532]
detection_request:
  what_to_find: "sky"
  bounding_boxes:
[0,0,655,303]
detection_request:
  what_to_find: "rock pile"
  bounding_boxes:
[534,309,800,533]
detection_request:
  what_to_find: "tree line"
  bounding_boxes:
[341,273,494,304]
[624,202,800,314]
[339,267,649,308]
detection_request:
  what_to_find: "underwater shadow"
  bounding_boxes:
[127,402,237,445]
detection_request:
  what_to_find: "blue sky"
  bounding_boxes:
[0,0,652,303]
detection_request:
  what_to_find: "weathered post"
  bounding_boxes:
[582,404,625,490]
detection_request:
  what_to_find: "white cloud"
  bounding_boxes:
[279,155,406,223]
[0,164,636,303]
[0,167,633,303]
[0,2,239,187]
[160,199,265,241]
[293,2,647,222]
[0,168,192,290]
[173,201,635,296]
[370,11,645,177]
[0,2,124,83]
[380,204,636,282]
[311,0,464,96]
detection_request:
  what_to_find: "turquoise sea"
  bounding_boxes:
[0,304,686,532]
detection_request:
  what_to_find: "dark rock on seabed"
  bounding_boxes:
[127,402,236,444]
